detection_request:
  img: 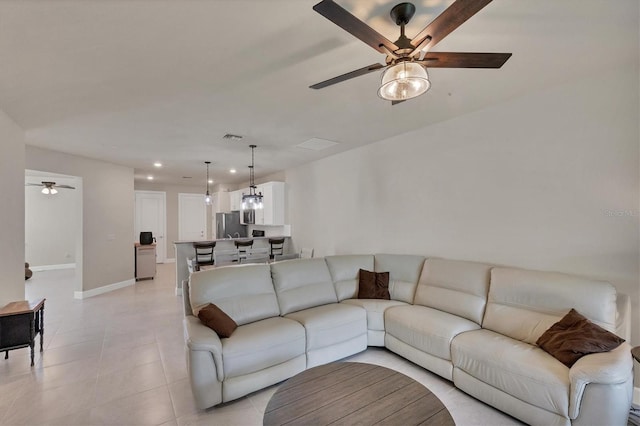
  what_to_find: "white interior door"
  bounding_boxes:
[179,193,207,241]
[135,190,166,263]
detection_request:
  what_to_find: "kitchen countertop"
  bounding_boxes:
[174,236,289,244]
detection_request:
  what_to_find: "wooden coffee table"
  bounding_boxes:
[264,362,455,425]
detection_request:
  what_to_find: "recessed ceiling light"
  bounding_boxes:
[229,169,236,174]
[208,179,213,184]
[147,175,154,180]
[153,162,162,168]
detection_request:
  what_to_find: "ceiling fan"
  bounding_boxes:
[26,181,76,195]
[310,0,512,103]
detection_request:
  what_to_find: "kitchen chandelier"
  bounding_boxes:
[204,161,212,206]
[242,145,263,210]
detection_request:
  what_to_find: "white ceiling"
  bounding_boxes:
[0,1,637,186]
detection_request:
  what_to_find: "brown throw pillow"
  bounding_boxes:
[197,303,238,338]
[536,308,625,368]
[358,269,390,300]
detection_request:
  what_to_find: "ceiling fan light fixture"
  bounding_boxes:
[41,187,57,195]
[378,61,430,101]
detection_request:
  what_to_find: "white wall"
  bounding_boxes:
[0,110,25,305]
[26,146,134,293]
[287,68,639,344]
[25,174,78,267]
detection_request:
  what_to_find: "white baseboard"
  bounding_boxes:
[164,258,176,264]
[31,263,76,272]
[74,278,135,299]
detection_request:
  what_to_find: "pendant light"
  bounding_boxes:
[241,145,263,210]
[204,161,212,206]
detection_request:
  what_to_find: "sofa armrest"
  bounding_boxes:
[568,343,633,418]
[183,315,224,381]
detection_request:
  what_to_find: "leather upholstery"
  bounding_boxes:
[414,258,491,324]
[385,305,480,361]
[183,254,632,425]
[452,328,570,417]
[285,303,367,365]
[325,254,374,301]
[189,264,280,325]
[483,268,618,344]
[221,316,305,379]
[374,254,425,303]
[271,258,337,314]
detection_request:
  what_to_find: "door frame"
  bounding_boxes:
[178,192,207,241]
[134,190,167,263]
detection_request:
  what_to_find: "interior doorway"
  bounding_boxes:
[24,169,83,297]
[178,193,207,241]
[134,190,167,263]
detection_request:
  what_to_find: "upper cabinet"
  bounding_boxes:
[255,182,285,226]
[229,189,245,212]
[212,192,230,214]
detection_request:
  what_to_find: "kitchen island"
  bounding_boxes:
[173,236,291,295]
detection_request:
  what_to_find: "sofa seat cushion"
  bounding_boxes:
[222,317,305,379]
[341,299,407,331]
[385,305,479,361]
[285,303,366,351]
[452,328,570,417]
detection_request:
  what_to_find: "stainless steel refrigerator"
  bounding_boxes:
[216,211,247,239]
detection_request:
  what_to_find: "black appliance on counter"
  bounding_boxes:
[252,230,265,237]
[139,231,155,245]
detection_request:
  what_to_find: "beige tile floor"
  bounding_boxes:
[0,263,524,426]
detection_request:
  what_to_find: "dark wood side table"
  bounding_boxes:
[264,362,455,425]
[0,298,45,366]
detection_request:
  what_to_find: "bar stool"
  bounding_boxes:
[193,242,215,271]
[268,238,285,260]
[234,239,254,261]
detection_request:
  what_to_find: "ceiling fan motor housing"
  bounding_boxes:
[390,2,416,25]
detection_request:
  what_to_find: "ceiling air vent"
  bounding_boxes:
[296,138,339,151]
[223,133,243,141]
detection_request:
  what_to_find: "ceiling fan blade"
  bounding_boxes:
[56,185,76,189]
[418,52,511,68]
[25,183,43,187]
[391,100,405,106]
[313,0,398,54]
[310,63,386,90]
[410,0,493,53]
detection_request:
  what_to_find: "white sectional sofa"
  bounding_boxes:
[183,254,633,426]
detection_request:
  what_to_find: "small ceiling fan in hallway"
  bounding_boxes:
[310,0,512,103]
[26,181,76,195]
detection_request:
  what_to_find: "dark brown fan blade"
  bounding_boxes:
[392,100,405,106]
[310,63,386,90]
[56,185,76,189]
[313,0,398,54]
[418,52,511,68]
[410,0,493,52]
[25,183,43,187]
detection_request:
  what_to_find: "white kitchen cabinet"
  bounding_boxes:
[229,189,244,211]
[212,192,230,213]
[255,182,285,225]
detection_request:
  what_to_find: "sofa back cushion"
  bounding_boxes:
[374,254,425,303]
[414,258,492,324]
[189,264,280,326]
[325,255,375,301]
[271,258,338,315]
[483,267,618,345]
